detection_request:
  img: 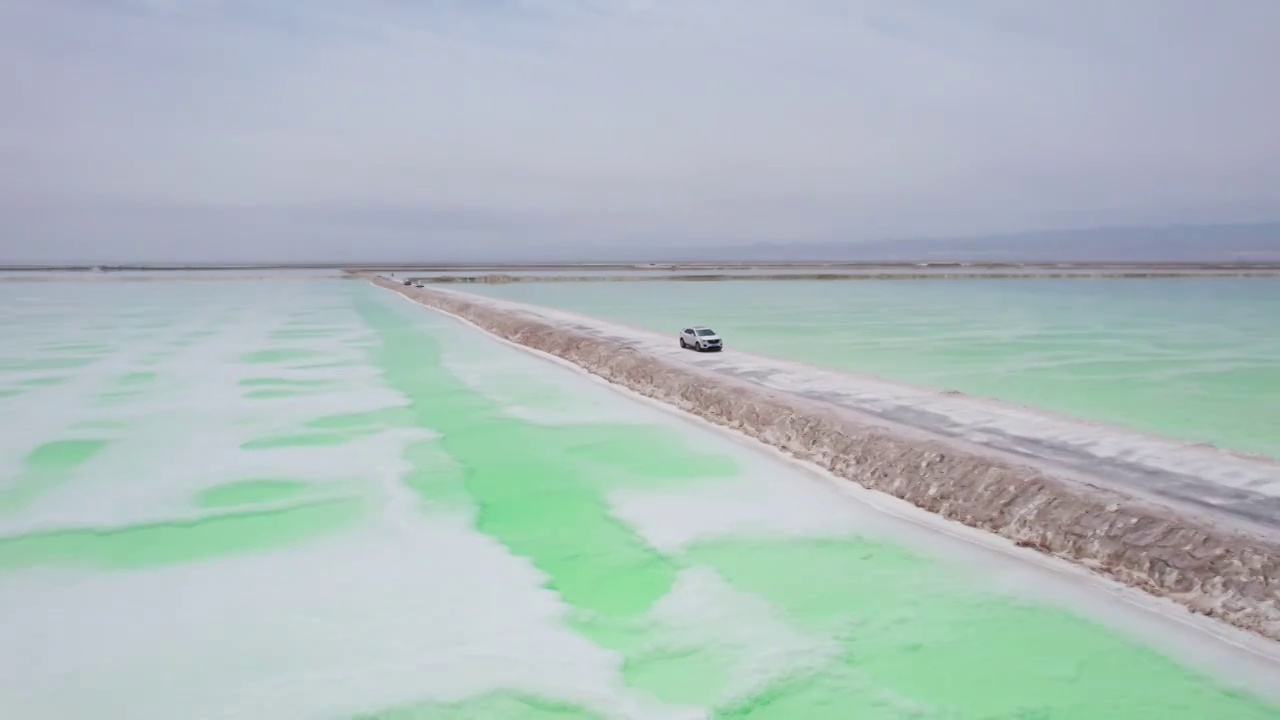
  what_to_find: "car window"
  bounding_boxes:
[682,328,692,334]
[696,328,715,336]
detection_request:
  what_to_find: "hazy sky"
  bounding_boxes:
[3,0,1280,263]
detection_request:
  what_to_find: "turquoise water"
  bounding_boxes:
[462,279,1280,459]
[0,279,1277,718]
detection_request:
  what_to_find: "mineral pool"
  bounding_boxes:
[1,279,1277,719]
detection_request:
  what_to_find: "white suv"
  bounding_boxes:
[680,326,723,352]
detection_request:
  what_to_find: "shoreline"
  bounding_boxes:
[371,276,1280,643]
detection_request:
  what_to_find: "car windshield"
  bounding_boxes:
[695,328,716,336]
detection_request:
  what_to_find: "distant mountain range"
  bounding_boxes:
[4,222,1279,268]
[670,223,1280,263]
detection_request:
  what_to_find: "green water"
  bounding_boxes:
[362,693,605,720]
[0,439,109,514]
[0,498,366,570]
[0,279,1276,718]
[196,479,316,508]
[462,279,1280,458]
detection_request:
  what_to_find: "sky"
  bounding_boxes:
[2,0,1280,263]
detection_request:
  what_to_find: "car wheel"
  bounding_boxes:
[679,338,687,348]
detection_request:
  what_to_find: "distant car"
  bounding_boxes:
[680,326,723,352]
[402,279,412,286]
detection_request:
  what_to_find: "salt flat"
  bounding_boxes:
[1,278,1278,719]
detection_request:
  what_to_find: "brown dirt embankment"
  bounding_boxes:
[374,278,1280,641]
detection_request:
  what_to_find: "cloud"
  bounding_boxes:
[3,0,1280,262]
